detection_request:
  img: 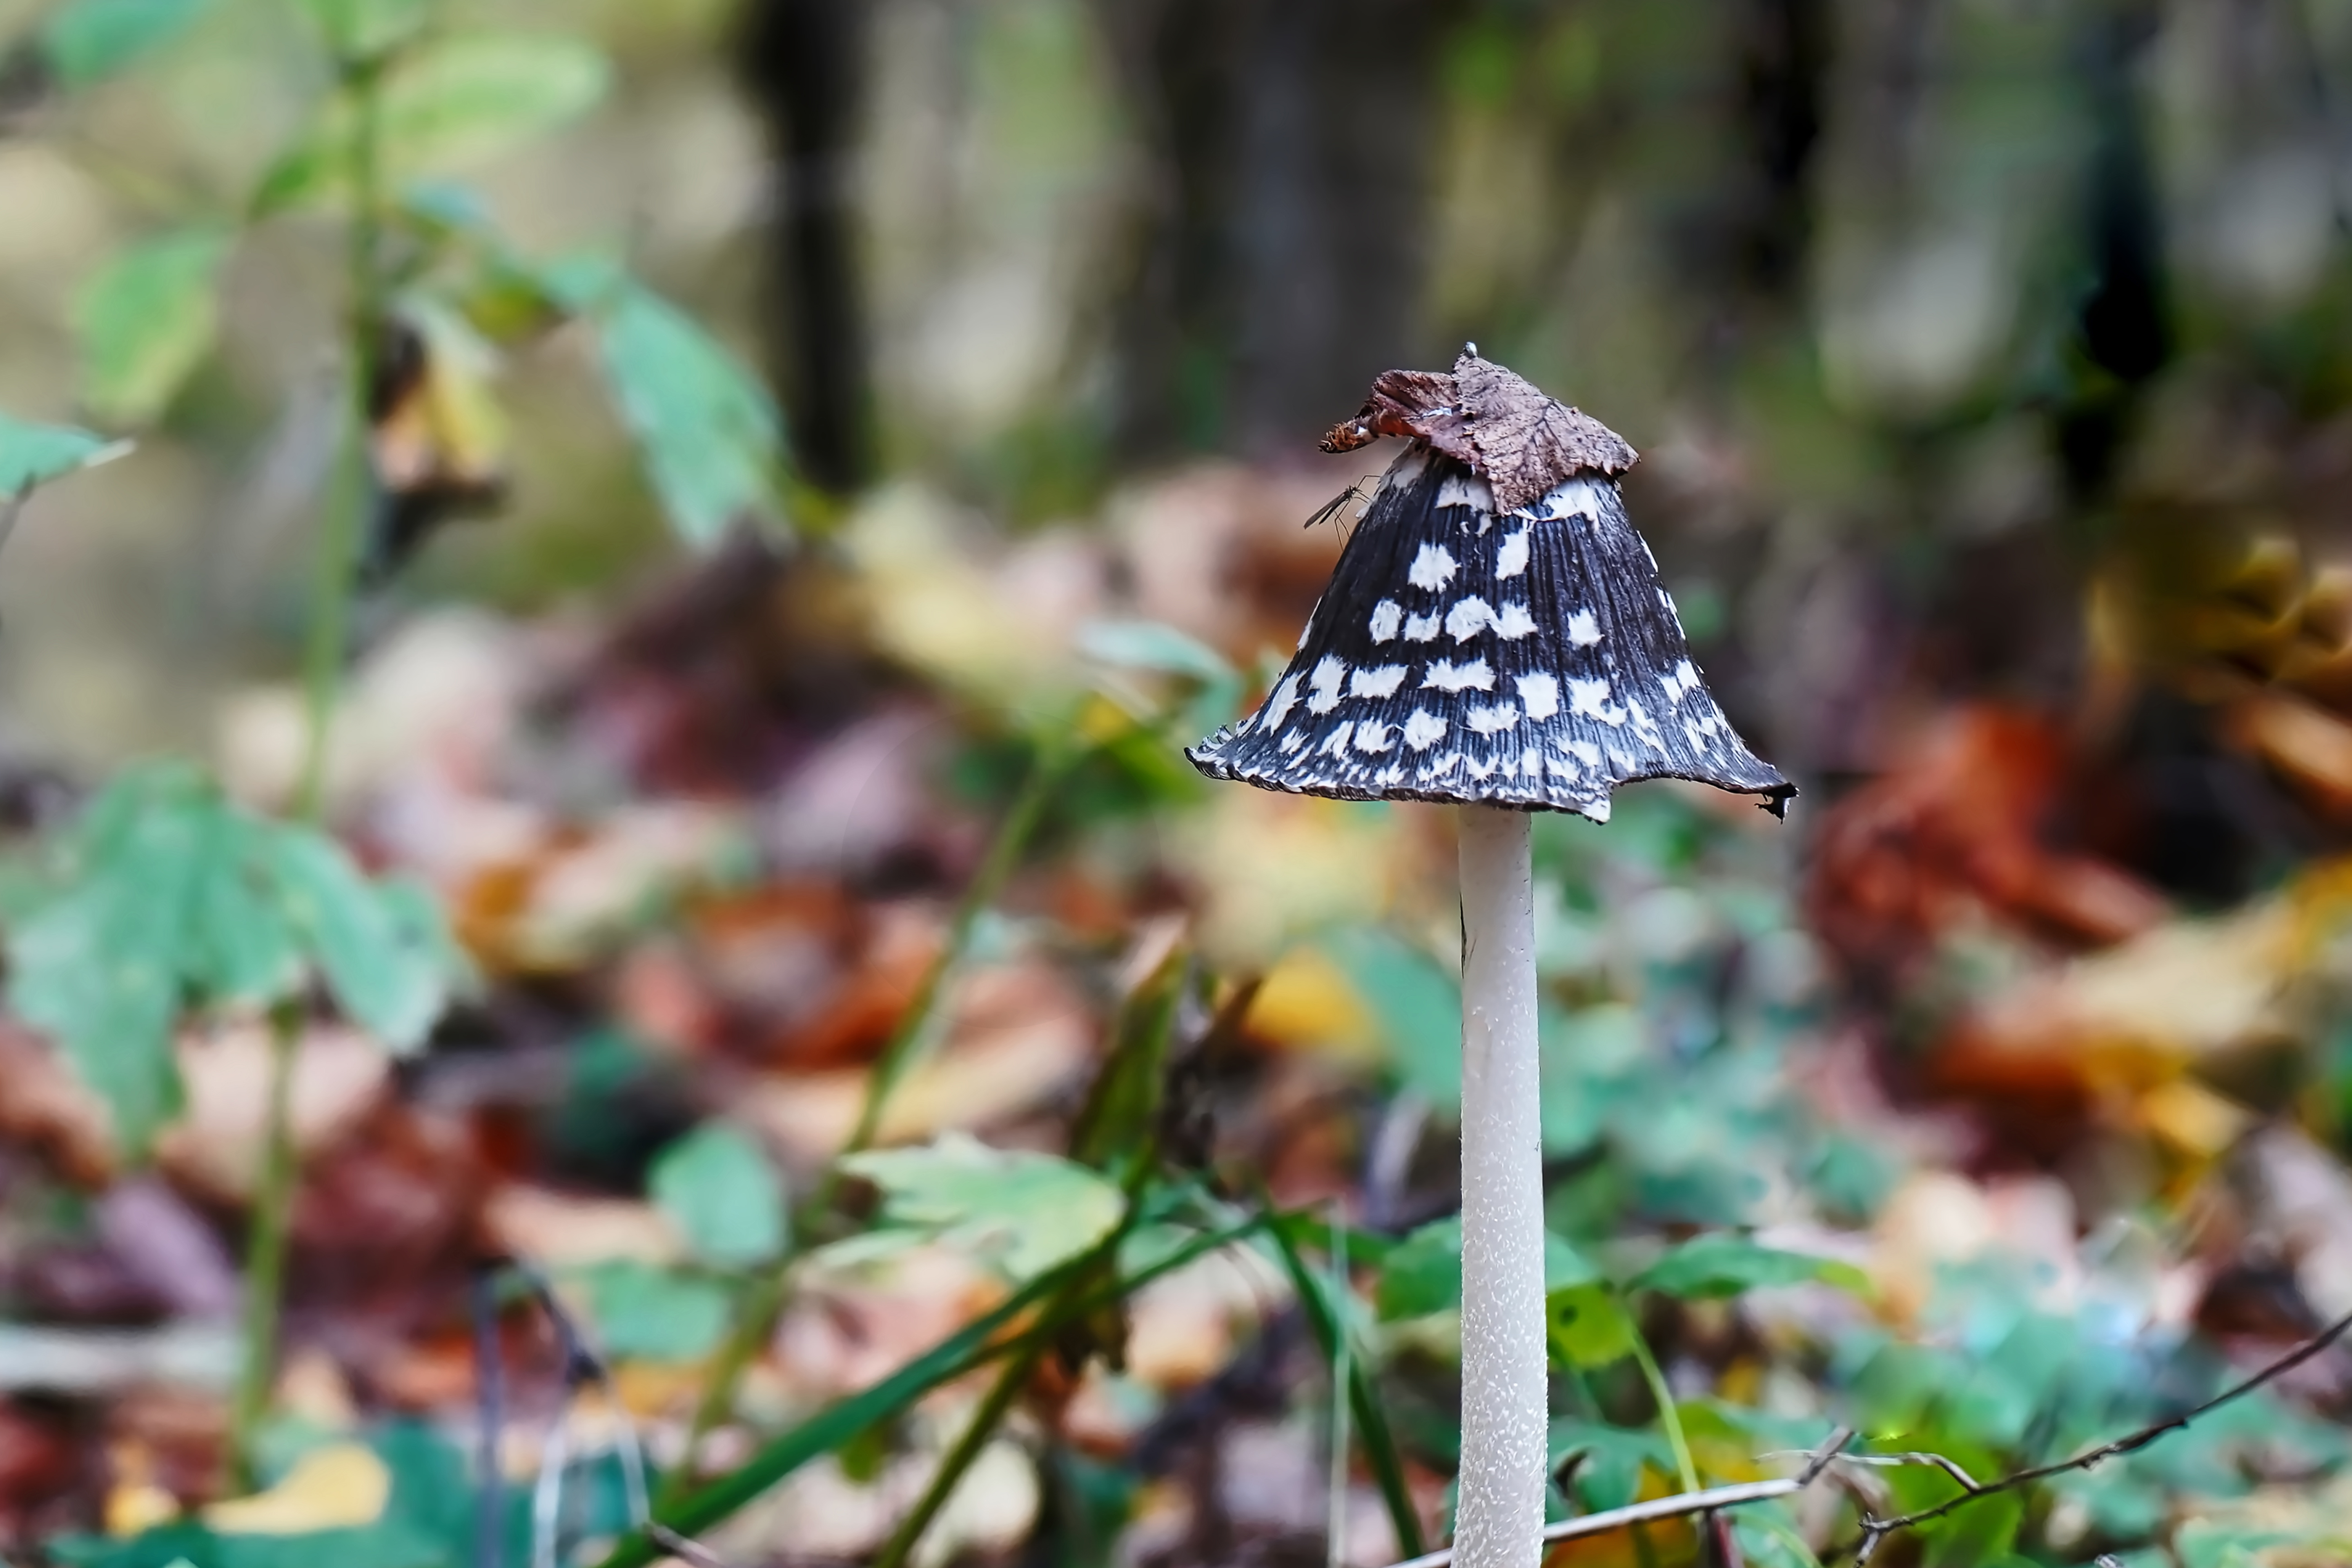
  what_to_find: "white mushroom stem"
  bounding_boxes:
[1454,804,1546,1568]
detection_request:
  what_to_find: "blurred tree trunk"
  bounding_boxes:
[1095,0,1454,461]
[739,0,875,494]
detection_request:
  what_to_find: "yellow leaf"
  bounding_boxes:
[201,1442,389,1535]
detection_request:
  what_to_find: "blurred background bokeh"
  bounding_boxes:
[11,0,2352,1564]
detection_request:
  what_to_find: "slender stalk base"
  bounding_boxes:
[1454,805,1545,1568]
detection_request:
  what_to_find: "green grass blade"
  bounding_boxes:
[1260,1201,1427,1559]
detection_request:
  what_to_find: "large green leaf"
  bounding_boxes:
[185,816,301,1006]
[586,282,787,546]
[259,33,610,209]
[1629,1232,1871,1301]
[74,227,232,425]
[830,1134,1126,1281]
[7,768,218,1151]
[0,411,122,496]
[650,1123,787,1269]
[5,767,464,1153]
[260,827,451,1052]
[38,0,213,88]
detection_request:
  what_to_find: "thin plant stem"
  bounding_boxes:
[664,744,1074,1496]
[869,1333,1049,1568]
[227,48,387,1486]
[1327,1212,1351,1568]
[1626,1328,1700,1499]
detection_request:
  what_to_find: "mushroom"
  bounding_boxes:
[1188,347,1792,1568]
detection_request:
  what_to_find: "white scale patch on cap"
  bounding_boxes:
[1587,795,1612,823]
[1436,472,1494,512]
[1521,747,1543,778]
[1402,709,1448,750]
[1494,604,1538,639]
[1495,529,1530,579]
[1262,674,1302,731]
[1279,730,1307,753]
[1354,721,1394,753]
[1528,477,1603,522]
[1446,597,1494,641]
[1350,664,1408,699]
[1422,657,1493,692]
[1516,673,1560,720]
[1405,610,1441,641]
[1546,753,1583,779]
[1568,677,1626,725]
[1566,739,1601,767]
[1566,610,1601,647]
[1608,744,1637,773]
[1319,721,1356,756]
[1376,763,1405,786]
[1409,543,1459,591]
[1423,753,1463,780]
[1466,703,1521,736]
[1368,600,1403,642]
[1661,658,1699,703]
[1465,755,1497,780]
[1307,656,1347,715]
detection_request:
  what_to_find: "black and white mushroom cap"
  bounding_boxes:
[1187,348,1795,822]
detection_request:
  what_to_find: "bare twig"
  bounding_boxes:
[1840,1305,2352,1564]
[1376,1428,1858,1568]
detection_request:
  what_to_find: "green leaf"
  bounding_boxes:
[73,227,232,425]
[1629,1232,1871,1301]
[586,283,786,546]
[261,827,449,1051]
[260,33,610,209]
[1322,927,1461,1105]
[185,817,302,1007]
[0,410,122,496]
[38,0,212,87]
[1546,1281,1639,1369]
[831,1133,1125,1281]
[1548,1419,1672,1513]
[294,0,430,58]
[7,768,219,1152]
[1258,1196,1426,1559]
[1076,620,1234,683]
[650,1123,786,1268]
[579,1260,731,1363]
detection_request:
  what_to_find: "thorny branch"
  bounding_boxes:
[1372,1303,2352,1568]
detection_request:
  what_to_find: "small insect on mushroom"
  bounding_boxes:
[1191,344,1793,822]
[1301,478,1374,534]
